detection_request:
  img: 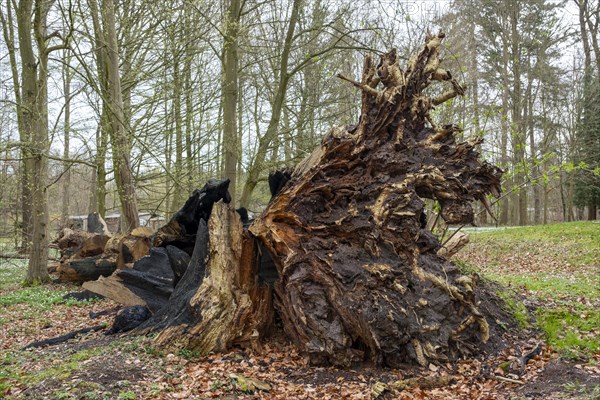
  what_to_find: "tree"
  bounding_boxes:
[88,0,139,230]
[574,0,600,220]
[222,0,241,204]
[1,0,32,251]
[12,0,72,283]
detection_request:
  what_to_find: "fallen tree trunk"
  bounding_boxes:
[87,34,515,369]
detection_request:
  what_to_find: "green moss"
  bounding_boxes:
[117,390,137,400]
[0,347,106,392]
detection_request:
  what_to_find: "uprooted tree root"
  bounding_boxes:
[152,33,513,368]
[79,33,517,370]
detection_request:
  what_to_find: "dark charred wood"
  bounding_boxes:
[83,180,233,312]
[58,257,117,283]
[149,203,273,354]
[106,305,152,335]
[257,242,279,285]
[113,247,175,313]
[236,207,250,224]
[136,220,210,333]
[23,325,106,349]
[89,308,118,319]
[166,245,191,287]
[153,179,232,249]
[268,169,292,198]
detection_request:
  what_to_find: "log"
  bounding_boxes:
[55,228,92,260]
[115,227,154,269]
[84,247,174,312]
[57,257,117,283]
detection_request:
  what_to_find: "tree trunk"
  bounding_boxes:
[17,0,53,284]
[222,0,240,204]
[61,50,72,226]
[99,0,139,231]
[0,0,32,252]
[499,28,510,226]
[153,202,272,352]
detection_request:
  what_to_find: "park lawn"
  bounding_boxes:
[456,221,600,361]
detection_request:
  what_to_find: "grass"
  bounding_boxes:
[0,260,98,314]
[461,221,600,268]
[0,336,156,397]
[457,221,600,361]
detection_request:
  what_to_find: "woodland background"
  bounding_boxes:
[0,0,599,279]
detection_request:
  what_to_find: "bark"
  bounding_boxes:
[152,202,272,353]
[61,50,72,225]
[510,3,527,226]
[17,0,54,284]
[499,26,510,226]
[89,0,108,217]
[96,0,139,230]
[0,0,32,251]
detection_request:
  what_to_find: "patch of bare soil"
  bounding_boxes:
[516,359,600,400]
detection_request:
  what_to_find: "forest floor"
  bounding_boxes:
[1,221,599,399]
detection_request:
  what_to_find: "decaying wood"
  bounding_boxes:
[57,257,117,283]
[115,227,153,269]
[437,231,470,258]
[82,179,233,307]
[250,33,507,367]
[55,229,115,282]
[83,274,147,307]
[22,325,106,350]
[56,228,93,259]
[55,226,152,283]
[152,202,272,353]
